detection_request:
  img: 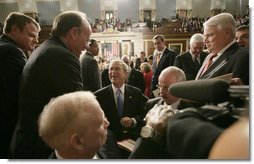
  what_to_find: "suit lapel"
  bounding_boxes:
[199,43,238,79]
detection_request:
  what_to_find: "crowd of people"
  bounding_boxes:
[0,10,249,159]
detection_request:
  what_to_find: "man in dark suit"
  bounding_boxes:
[151,35,177,94]
[195,13,249,85]
[174,33,208,80]
[101,56,145,93]
[9,11,92,159]
[80,39,102,92]
[134,51,148,70]
[144,66,197,116]
[0,12,40,158]
[95,59,147,141]
[122,55,145,93]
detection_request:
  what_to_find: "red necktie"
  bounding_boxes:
[200,53,217,76]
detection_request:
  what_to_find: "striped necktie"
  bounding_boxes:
[200,53,217,76]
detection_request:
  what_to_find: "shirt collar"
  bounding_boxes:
[216,40,236,57]
[112,84,125,94]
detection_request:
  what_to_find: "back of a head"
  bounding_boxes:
[3,12,40,34]
[203,13,236,37]
[51,11,88,37]
[38,91,100,150]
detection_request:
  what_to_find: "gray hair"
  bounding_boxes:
[203,13,236,37]
[160,66,186,82]
[38,91,100,149]
[51,11,90,37]
[190,33,204,44]
[109,59,128,72]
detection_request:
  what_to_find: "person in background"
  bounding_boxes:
[147,55,153,67]
[38,91,111,159]
[134,51,148,70]
[80,39,102,92]
[140,62,153,98]
[195,13,249,85]
[235,25,249,48]
[151,35,177,96]
[122,55,145,93]
[174,33,208,80]
[9,11,92,159]
[95,59,147,141]
[0,12,40,158]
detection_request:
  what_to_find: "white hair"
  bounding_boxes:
[190,33,204,44]
[203,13,236,36]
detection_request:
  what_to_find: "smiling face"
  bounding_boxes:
[69,20,92,57]
[108,60,128,88]
[235,29,249,48]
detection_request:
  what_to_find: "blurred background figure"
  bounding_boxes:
[140,62,153,98]
[174,33,208,80]
[134,51,148,70]
[80,39,102,92]
[235,25,249,48]
[151,35,176,96]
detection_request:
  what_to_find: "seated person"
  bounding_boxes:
[95,59,147,141]
[129,98,249,159]
[38,91,121,159]
[144,66,201,115]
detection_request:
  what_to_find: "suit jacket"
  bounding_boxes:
[94,84,147,141]
[127,68,145,93]
[9,35,83,159]
[101,68,145,93]
[0,35,27,158]
[196,43,249,85]
[101,68,111,87]
[134,57,148,70]
[174,51,208,80]
[80,51,101,92]
[48,129,122,159]
[152,48,177,91]
[129,110,223,159]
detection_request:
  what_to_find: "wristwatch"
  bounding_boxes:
[140,126,162,143]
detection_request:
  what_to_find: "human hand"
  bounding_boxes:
[144,105,176,134]
[120,117,133,128]
[230,78,244,85]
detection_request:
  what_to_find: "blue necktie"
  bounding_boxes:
[116,89,123,117]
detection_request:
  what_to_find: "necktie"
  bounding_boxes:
[116,89,123,117]
[193,56,200,70]
[200,53,217,76]
[156,52,161,67]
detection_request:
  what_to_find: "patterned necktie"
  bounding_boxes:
[200,53,217,76]
[116,89,123,117]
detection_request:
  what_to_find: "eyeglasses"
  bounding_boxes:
[156,85,170,90]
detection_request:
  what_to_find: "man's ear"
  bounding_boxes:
[69,27,79,40]
[70,133,84,151]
